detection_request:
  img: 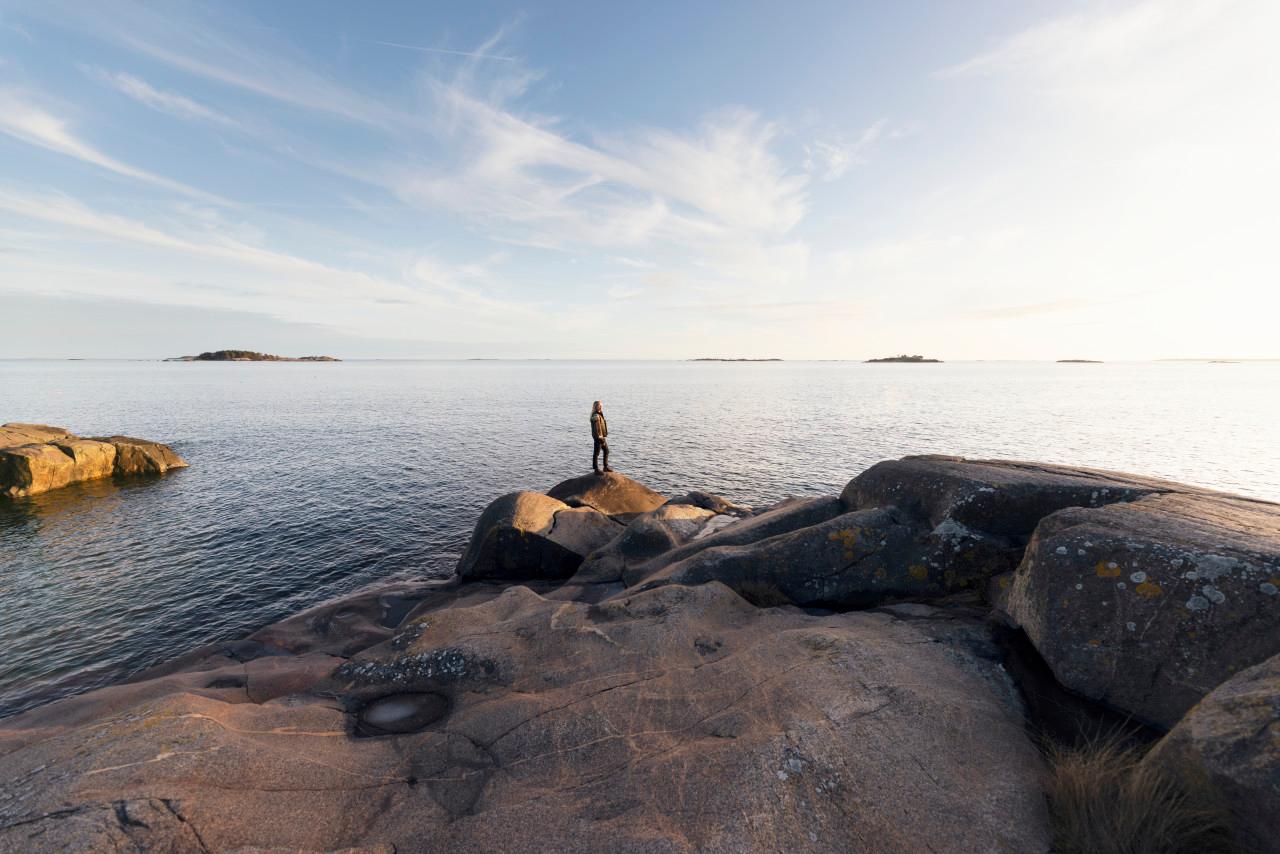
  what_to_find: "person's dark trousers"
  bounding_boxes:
[593,438,609,472]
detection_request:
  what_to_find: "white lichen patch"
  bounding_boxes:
[1201,585,1227,605]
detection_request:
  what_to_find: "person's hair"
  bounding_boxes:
[592,400,602,413]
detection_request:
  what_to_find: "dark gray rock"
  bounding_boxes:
[1143,652,1280,853]
[842,455,1174,536]
[621,496,845,587]
[572,503,719,584]
[1007,491,1280,729]
[630,506,979,607]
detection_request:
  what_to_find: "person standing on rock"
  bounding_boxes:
[591,401,612,474]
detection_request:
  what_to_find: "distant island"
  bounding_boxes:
[168,350,341,362]
[1057,359,1102,363]
[689,358,783,362]
[865,354,942,363]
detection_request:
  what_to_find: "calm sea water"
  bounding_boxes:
[1,359,1278,717]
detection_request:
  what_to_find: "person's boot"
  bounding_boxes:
[593,466,602,475]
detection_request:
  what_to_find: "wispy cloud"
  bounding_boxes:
[803,119,886,181]
[354,38,516,62]
[22,1,404,130]
[84,68,242,130]
[935,0,1233,80]
[0,88,223,202]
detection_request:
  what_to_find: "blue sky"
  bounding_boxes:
[1,0,1276,358]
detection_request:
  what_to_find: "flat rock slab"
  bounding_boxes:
[0,424,186,498]
[0,423,73,448]
[0,583,1051,853]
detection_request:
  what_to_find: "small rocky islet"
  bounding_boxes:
[0,423,187,498]
[167,350,341,362]
[0,458,1277,851]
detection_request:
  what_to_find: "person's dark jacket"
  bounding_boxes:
[591,412,608,440]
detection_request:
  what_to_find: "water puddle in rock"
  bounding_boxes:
[355,692,449,736]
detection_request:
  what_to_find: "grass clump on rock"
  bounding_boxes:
[1044,735,1238,854]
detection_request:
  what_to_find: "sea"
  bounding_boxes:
[2,359,1278,717]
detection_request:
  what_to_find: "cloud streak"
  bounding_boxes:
[86,68,242,130]
[0,88,224,202]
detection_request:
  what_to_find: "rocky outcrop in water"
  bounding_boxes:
[0,423,187,498]
[0,457,1276,852]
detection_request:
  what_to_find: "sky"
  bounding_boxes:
[0,0,1277,359]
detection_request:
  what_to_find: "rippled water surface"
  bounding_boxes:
[2,359,1278,716]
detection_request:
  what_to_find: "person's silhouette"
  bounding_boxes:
[591,400,612,474]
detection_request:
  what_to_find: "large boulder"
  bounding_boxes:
[621,496,845,587]
[0,582,1051,852]
[1007,492,1280,729]
[572,503,720,584]
[836,456,1181,601]
[1143,653,1280,853]
[93,435,187,476]
[631,506,967,607]
[546,471,666,519]
[843,456,1173,536]
[456,491,621,581]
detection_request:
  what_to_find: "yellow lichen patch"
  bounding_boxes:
[997,575,1011,589]
[1087,639,1102,648]
[827,528,859,560]
[1095,561,1122,578]
[874,567,887,581]
[1134,581,1163,598]
[908,564,929,581]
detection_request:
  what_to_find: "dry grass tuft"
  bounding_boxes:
[1045,735,1238,854]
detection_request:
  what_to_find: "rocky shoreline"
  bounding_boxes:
[0,424,187,498]
[0,457,1276,851]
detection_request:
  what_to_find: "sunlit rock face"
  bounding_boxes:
[455,491,621,581]
[0,423,186,497]
[0,582,1050,853]
[1,457,1276,851]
